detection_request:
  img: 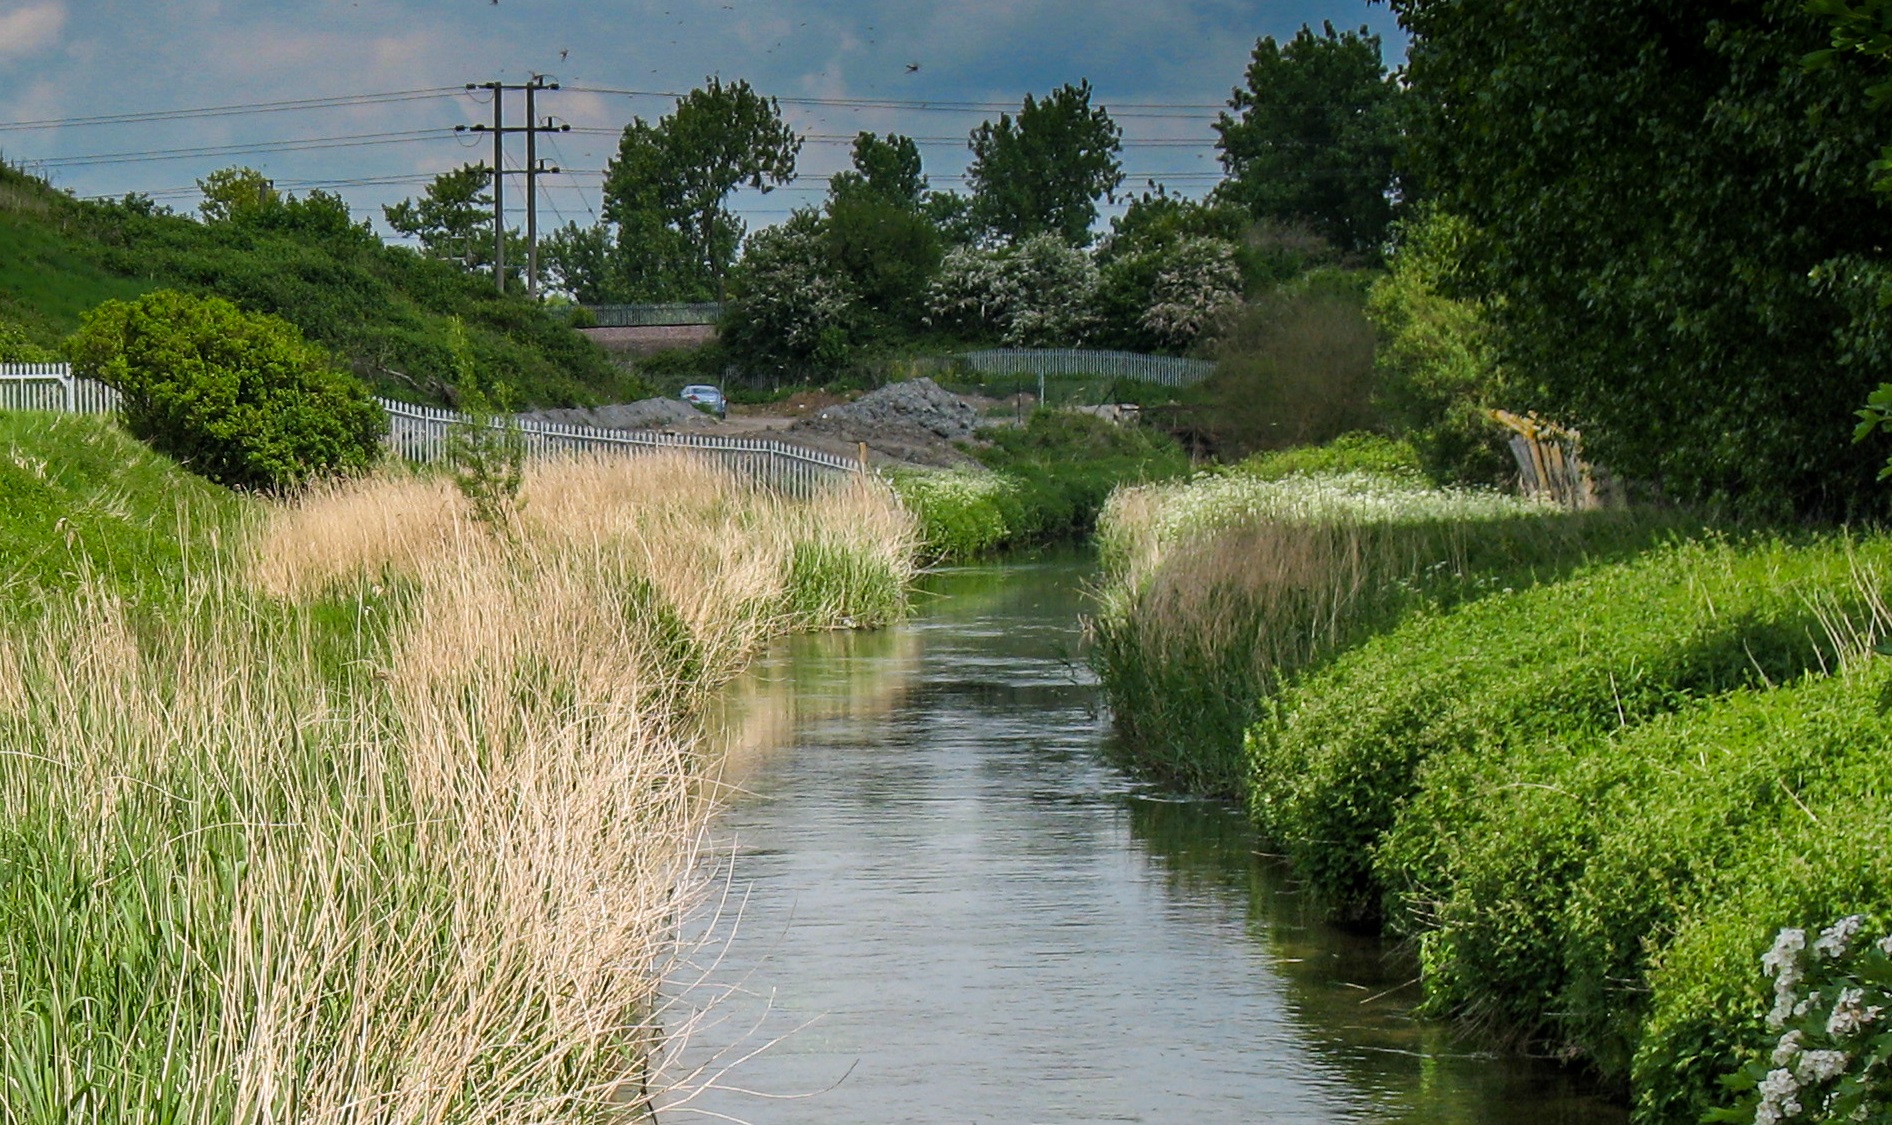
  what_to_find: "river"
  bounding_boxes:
[659,552,1627,1124]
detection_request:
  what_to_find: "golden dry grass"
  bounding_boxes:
[0,451,916,1122]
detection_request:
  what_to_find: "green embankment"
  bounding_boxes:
[1089,454,1892,1119]
[0,411,239,610]
[1261,533,1892,1119]
[0,164,643,407]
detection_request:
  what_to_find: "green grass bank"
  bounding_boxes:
[891,409,1187,562]
[1089,455,1892,1119]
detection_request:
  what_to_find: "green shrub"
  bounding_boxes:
[1235,431,1422,481]
[1256,535,1880,926]
[67,289,386,492]
[890,469,1015,561]
[973,410,1188,542]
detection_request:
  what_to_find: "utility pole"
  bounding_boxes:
[458,76,569,298]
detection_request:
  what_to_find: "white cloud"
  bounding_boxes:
[0,1,67,58]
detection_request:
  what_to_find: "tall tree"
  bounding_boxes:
[383,164,494,268]
[602,77,801,299]
[196,167,278,224]
[828,132,926,208]
[966,81,1123,245]
[1213,22,1402,254]
[824,133,940,328]
[1389,5,1892,513]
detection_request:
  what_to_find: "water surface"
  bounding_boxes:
[662,553,1626,1124]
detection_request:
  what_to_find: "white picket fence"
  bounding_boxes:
[0,364,869,498]
[0,363,121,414]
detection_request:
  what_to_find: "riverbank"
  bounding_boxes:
[1088,459,1892,1120]
[0,411,915,1119]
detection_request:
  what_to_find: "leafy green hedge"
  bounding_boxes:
[1254,535,1885,925]
[1244,530,1892,1117]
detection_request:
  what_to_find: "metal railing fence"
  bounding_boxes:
[908,348,1215,388]
[578,303,724,327]
[2,364,867,498]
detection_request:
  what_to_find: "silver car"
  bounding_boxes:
[680,384,727,418]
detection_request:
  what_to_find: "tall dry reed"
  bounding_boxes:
[0,452,915,1123]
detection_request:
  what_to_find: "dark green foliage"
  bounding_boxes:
[1214,23,1404,255]
[827,133,927,209]
[1391,0,1892,517]
[1365,206,1517,486]
[966,81,1124,246]
[1175,272,1382,459]
[382,164,494,269]
[66,289,386,492]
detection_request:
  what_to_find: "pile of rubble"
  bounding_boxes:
[789,378,983,466]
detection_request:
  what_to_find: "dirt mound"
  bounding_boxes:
[517,397,717,430]
[787,378,984,468]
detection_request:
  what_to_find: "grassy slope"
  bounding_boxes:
[0,411,239,612]
[0,165,645,407]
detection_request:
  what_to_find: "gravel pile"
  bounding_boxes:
[515,397,717,430]
[790,378,979,441]
[785,378,984,469]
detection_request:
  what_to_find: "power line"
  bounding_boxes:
[566,85,1222,119]
[35,129,456,170]
[0,87,465,134]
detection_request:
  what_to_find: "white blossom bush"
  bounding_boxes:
[724,215,857,371]
[1709,916,1892,1124]
[1002,234,1099,347]
[926,245,1020,340]
[925,234,1098,347]
[1140,236,1243,351]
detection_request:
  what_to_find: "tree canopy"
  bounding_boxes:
[383,164,494,268]
[1391,0,1892,518]
[1213,22,1402,255]
[966,81,1123,245]
[601,77,800,300]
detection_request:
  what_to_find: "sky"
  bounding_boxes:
[0,0,1405,245]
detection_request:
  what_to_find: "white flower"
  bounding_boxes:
[1772,1030,1805,1067]
[1876,932,1892,958]
[1794,1048,1850,1085]
[1765,928,1808,979]
[1826,987,1884,1039]
[1814,915,1867,960]
[1757,1067,1803,1122]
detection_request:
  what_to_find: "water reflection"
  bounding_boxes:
[661,552,1626,1124]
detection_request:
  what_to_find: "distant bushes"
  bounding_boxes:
[67,289,385,491]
